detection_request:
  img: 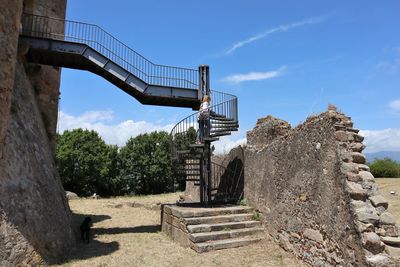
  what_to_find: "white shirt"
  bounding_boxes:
[198,101,210,119]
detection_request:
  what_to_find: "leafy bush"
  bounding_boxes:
[119,131,174,195]
[56,129,175,196]
[56,129,118,197]
[369,158,400,178]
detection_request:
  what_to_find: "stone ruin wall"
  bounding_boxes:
[0,0,75,265]
[243,111,400,266]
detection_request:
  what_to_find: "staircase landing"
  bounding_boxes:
[161,204,263,253]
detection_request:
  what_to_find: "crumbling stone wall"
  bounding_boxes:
[0,0,75,265]
[245,111,399,266]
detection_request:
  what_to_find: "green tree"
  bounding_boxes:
[56,129,116,196]
[119,131,174,194]
[369,158,400,178]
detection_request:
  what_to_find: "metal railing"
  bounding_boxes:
[21,13,198,89]
[170,90,238,160]
[209,161,239,200]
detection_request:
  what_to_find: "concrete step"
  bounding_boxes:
[192,236,262,253]
[184,213,254,225]
[187,220,261,233]
[203,137,219,142]
[210,131,232,137]
[189,227,264,243]
[173,206,253,218]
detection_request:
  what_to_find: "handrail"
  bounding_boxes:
[20,13,198,89]
[170,90,238,160]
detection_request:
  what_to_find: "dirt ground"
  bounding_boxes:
[53,193,305,267]
[376,178,400,223]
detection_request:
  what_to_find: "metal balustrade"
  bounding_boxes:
[170,88,240,204]
[21,13,198,89]
[170,90,238,160]
[19,13,240,204]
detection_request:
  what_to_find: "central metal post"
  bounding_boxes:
[198,65,210,100]
[198,65,212,206]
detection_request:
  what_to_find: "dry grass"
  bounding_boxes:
[375,178,400,223]
[53,193,305,267]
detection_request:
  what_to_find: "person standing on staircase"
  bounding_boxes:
[196,95,211,144]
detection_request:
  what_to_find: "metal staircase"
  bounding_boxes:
[20,14,200,108]
[171,85,239,205]
[19,14,239,206]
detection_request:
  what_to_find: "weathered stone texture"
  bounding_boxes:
[0,0,23,159]
[246,115,291,148]
[239,110,400,266]
[0,62,75,265]
[245,112,366,266]
[0,0,75,265]
[23,0,67,153]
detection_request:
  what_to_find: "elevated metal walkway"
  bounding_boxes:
[20,14,201,108]
[19,14,240,206]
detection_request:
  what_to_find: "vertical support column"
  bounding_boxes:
[199,153,204,205]
[205,142,212,206]
[198,65,211,206]
[198,65,210,100]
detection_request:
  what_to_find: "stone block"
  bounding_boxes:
[353,133,365,142]
[356,221,375,233]
[380,212,396,225]
[303,228,323,243]
[369,195,388,209]
[366,254,394,267]
[351,152,366,164]
[359,171,375,182]
[382,225,399,237]
[386,245,400,259]
[358,164,370,172]
[362,232,385,254]
[356,207,380,225]
[349,142,366,152]
[375,228,386,236]
[335,131,348,141]
[346,172,362,182]
[341,162,359,173]
[346,181,368,200]
[381,236,400,246]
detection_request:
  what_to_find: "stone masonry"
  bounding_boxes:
[0,0,75,265]
[243,110,400,266]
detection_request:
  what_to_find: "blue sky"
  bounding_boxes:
[59,0,400,153]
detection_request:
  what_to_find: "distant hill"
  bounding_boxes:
[365,151,400,163]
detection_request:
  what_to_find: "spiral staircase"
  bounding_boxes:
[20,14,239,206]
[171,85,239,205]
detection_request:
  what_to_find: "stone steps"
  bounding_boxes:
[184,213,254,225]
[192,236,262,253]
[162,204,263,253]
[187,220,261,233]
[189,227,264,243]
[171,205,253,218]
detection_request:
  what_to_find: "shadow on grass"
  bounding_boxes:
[60,212,161,263]
[94,225,161,235]
[58,212,119,263]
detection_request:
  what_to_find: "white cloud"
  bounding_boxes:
[58,110,174,147]
[222,66,286,84]
[58,110,248,153]
[212,130,247,155]
[225,16,325,55]
[359,128,400,153]
[389,99,400,112]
